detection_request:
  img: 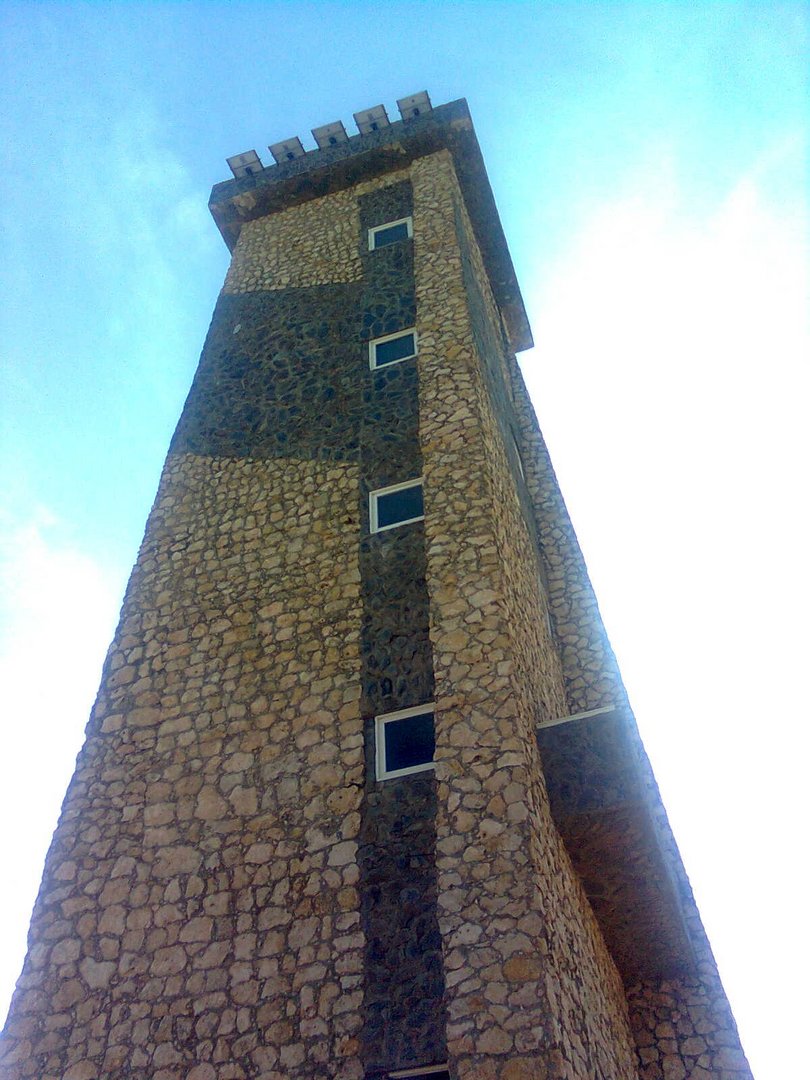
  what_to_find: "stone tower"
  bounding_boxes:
[0,96,752,1080]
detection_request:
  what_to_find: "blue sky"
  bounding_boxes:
[1,3,807,1076]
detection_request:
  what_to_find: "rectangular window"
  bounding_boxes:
[368,216,413,250]
[375,705,436,780]
[369,478,424,533]
[369,328,418,370]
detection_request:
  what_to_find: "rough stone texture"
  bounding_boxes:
[0,455,366,1079]
[412,149,638,1080]
[224,185,363,292]
[506,362,623,716]
[222,169,413,296]
[627,977,752,1080]
[359,765,445,1076]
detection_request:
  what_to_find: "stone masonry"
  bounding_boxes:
[411,149,638,1079]
[0,97,752,1080]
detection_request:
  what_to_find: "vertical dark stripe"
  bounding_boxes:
[356,183,448,1075]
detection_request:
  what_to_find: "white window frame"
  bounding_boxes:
[510,431,525,480]
[375,704,436,781]
[368,327,418,371]
[368,215,413,250]
[389,1066,448,1079]
[369,477,424,533]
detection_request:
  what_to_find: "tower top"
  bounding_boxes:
[210,97,534,352]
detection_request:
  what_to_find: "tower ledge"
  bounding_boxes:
[537,706,697,984]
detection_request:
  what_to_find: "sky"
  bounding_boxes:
[0,2,807,1075]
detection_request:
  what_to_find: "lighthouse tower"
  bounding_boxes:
[0,95,751,1080]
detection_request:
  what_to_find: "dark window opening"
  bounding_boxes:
[377,707,436,779]
[371,331,417,369]
[372,481,424,532]
[371,220,411,249]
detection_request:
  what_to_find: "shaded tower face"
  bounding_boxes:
[1,98,752,1080]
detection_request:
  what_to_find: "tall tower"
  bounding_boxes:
[1,96,751,1080]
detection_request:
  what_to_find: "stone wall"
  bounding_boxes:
[507,388,625,715]
[0,454,366,1080]
[411,149,638,1080]
[223,185,363,291]
[627,977,751,1079]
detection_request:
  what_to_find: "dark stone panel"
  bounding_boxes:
[536,715,696,981]
[171,285,366,462]
[359,532,434,716]
[358,182,417,343]
[357,181,447,1073]
[359,180,413,234]
[360,365,422,494]
[536,714,645,816]
[358,769,445,1075]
